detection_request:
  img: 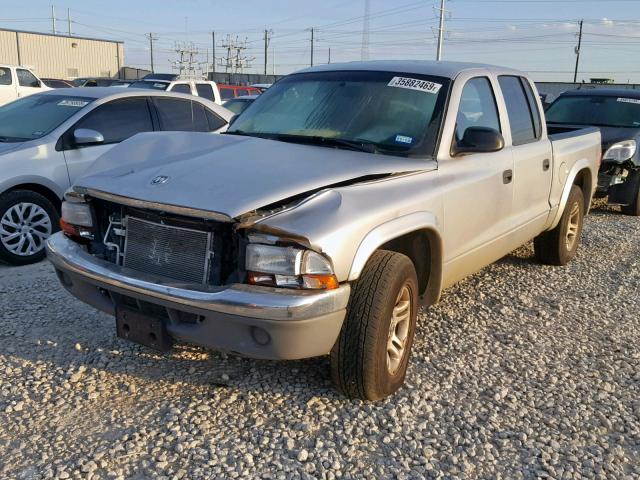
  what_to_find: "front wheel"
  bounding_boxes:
[620,171,640,216]
[0,190,59,265]
[330,250,418,400]
[534,185,585,266]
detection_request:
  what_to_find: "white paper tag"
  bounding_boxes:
[154,83,166,88]
[395,135,413,144]
[387,77,442,94]
[58,99,89,107]
[617,97,640,105]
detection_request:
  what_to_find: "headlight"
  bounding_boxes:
[603,140,636,162]
[61,201,93,227]
[246,243,338,290]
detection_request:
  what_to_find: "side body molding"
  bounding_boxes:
[348,211,444,305]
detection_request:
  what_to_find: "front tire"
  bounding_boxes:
[534,185,585,266]
[330,250,418,400]
[0,190,59,266]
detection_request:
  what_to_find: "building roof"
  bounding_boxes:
[297,60,524,79]
[558,88,640,98]
[0,27,123,44]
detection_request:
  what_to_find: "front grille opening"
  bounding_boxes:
[124,216,212,284]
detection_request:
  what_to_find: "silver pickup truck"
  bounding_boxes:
[46,61,601,400]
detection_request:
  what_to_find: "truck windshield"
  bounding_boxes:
[227,70,450,156]
[0,94,94,142]
[546,95,640,128]
[129,81,169,90]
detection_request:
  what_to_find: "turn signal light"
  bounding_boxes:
[247,271,339,290]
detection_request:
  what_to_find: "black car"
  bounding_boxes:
[42,78,73,88]
[546,89,640,215]
[72,77,128,87]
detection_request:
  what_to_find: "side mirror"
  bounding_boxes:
[73,128,104,146]
[451,127,504,156]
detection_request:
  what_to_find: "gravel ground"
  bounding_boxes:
[1,201,639,480]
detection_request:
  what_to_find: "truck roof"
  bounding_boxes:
[558,88,640,99]
[297,60,525,79]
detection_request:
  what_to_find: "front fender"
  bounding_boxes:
[348,212,444,304]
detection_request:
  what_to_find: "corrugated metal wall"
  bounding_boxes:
[0,29,123,79]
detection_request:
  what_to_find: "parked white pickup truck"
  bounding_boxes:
[0,65,50,106]
[47,61,601,400]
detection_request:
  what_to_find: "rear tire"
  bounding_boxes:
[330,250,418,401]
[0,190,59,266]
[620,171,640,216]
[534,185,584,266]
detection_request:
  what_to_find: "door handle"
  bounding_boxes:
[502,169,513,184]
[543,159,550,171]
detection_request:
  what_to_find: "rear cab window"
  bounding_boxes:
[498,75,540,145]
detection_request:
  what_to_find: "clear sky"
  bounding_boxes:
[3,0,640,82]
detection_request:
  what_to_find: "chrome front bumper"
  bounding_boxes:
[46,233,350,359]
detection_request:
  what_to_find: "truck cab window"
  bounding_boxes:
[195,83,214,101]
[455,77,501,142]
[498,75,538,145]
[17,69,40,88]
[171,83,192,94]
[0,68,12,85]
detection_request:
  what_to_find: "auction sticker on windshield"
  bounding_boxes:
[387,77,442,94]
[617,98,640,105]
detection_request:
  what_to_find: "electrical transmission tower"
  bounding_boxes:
[172,42,206,78]
[361,0,371,61]
[218,35,254,74]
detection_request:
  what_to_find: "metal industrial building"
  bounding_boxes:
[0,28,124,80]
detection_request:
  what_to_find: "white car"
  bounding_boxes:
[0,87,232,265]
[0,65,51,106]
[129,77,223,105]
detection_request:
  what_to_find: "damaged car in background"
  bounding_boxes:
[46,61,600,400]
[546,88,640,216]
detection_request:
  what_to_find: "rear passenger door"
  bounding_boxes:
[498,75,552,232]
[0,67,17,105]
[62,97,155,182]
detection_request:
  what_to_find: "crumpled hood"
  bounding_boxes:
[76,132,436,219]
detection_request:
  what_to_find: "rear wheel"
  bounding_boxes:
[0,190,59,265]
[534,185,584,266]
[330,250,418,400]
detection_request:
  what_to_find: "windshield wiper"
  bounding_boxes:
[259,133,382,154]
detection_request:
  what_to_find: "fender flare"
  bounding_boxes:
[348,211,444,305]
[548,158,595,230]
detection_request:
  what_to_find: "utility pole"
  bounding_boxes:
[361,0,370,61]
[212,31,216,74]
[264,29,272,75]
[67,8,71,36]
[436,0,445,61]
[310,28,314,67]
[51,5,56,35]
[146,33,157,73]
[328,47,331,64]
[573,20,583,84]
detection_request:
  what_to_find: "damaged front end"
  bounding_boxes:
[597,140,640,205]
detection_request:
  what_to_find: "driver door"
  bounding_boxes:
[62,97,155,183]
[440,76,514,286]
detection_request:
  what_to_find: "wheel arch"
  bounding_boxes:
[1,180,65,213]
[548,160,596,230]
[348,212,443,306]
